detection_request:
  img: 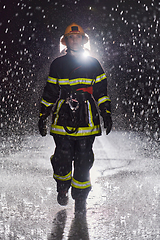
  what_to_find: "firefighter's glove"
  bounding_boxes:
[38,116,47,137]
[103,114,112,135]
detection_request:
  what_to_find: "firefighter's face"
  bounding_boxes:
[66,34,83,51]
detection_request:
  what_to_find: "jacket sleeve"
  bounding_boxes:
[39,59,60,118]
[92,60,111,118]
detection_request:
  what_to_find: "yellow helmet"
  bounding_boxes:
[61,23,89,46]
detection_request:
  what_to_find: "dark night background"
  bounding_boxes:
[0,0,160,141]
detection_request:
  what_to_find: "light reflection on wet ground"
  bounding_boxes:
[0,131,160,239]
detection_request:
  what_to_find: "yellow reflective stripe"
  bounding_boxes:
[96,73,106,83]
[70,78,94,86]
[53,99,65,125]
[106,110,111,114]
[50,125,100,136]
[41,98,54,107]
[71,178,91,189]
[47,76,57,84]
[98,96,111,106]
[58,79,70,85]
[58,78,94,86]
[53,171,72,181]
[87,100,94,127]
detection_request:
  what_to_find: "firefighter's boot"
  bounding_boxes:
[57,191,69,206]
[75,197,86,215]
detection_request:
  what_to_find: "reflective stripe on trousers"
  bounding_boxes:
[71,177,91,189]
[53,171,72,181]
[53,173,91,189]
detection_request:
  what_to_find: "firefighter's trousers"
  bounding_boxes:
[51,134,95,200]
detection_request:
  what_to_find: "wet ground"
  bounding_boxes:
[0,131,160,239]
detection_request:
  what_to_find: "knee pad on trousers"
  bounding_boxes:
[51,148,73,166]
[74,150,94,169]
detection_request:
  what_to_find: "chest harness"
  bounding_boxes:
[60,66,94,134]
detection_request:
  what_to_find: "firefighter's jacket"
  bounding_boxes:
[40,52,111,137]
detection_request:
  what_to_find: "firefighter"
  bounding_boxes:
[38,23,112,213]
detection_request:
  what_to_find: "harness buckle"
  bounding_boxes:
[66,95,79,112]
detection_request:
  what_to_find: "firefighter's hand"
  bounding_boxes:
[38,117,47,137]
[103,114,112,135]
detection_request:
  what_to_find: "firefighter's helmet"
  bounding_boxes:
[61,23,89,46]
